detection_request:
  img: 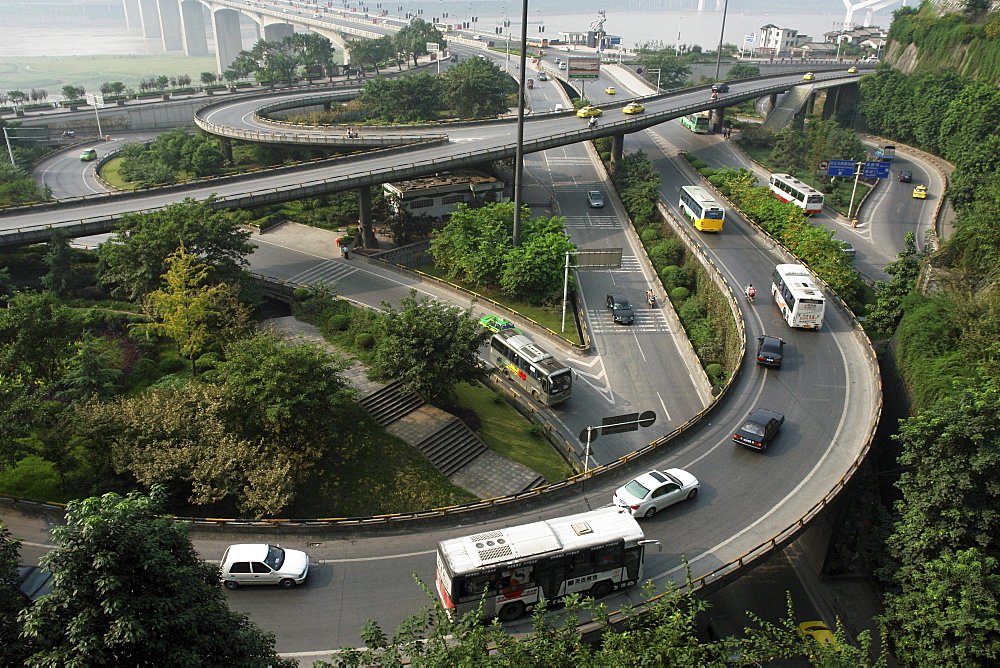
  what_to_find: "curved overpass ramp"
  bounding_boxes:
[0,69,882,652]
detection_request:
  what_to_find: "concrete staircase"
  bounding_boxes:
[358,381,424,426]
[416,417,487,476]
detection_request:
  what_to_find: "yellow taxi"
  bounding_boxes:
[802,72,815,81]
[605,86,617,95]
[913,185,928,199]
[576,106,603,118]
[847,66,858,73]
[622,102,645,114]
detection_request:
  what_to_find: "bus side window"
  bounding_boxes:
[593,544,623,570]
[568,552,595,577]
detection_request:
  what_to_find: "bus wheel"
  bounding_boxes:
[590,580,613,599]
[498,601,525,622]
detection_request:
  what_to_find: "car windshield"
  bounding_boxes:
[263,545,285,570]
[613,299,630,310]
[623,480,651,499]
[740,421,765,436]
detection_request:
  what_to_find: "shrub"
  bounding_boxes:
[529,424,547,438]
[670,286,691,301]
[128,357,159,384]
[691,159,708,170]
[157,356,185,373]
[354,332,375,349]
[328,314,351,331]
[640,228,662,244]
[699,167,715,177]
[705,363,725,384]
[491,391,506,404]
[659,265,687,291]
[293,287,311,300]
[195,352,220,371]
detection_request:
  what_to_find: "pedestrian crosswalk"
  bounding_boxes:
[587,308,672,334]
[564,215,621,229]
[287,259,359,286]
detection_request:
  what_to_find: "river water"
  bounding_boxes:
[0,3,895,58]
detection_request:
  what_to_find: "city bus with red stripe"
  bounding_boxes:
[768,173,824,215]
[435,508,656,621]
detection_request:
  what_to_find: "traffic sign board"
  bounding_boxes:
[817,160,829,171]
[862,161,891,179]
[827,159,855,177]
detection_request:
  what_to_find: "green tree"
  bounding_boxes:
[131,244,226,374]
[358,72,441,122]
[190,141,226,176]
[726,63,760,79]
[0,523,31,666]
[0,162,51,207]
[19,487,294,665]
[634,43,691,88]
[56,332,124,401]
[199,71,217,85]
[442,56,514,118]
[866,231,922,333]
[371,290,488,399]
[41,228,82,298]
[394,19,444,67]
[0,291,82,382]
[213,331,355,461]
[500,216,575,300]
[883,548,1000,665]
[0,370,46,468]
[96,197,254,302]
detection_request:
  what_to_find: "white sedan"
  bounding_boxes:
[613,469,700,518]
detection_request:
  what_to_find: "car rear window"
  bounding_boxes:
[623,480,651,498]
[741,421,765,436]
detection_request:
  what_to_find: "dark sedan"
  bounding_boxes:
[606,293,634,325]
[756,335,785,367]
[733,408,785,451]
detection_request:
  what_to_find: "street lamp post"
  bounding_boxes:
[511,0,529,246]
[714,0,730,79]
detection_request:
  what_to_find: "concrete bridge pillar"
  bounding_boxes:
[218,137,233,163]
[768,92,778,114]
[805,91,816,116]
[137,0,161,38]
[263,22,295,42]
[212,8,243,74]
[610,133,624,164]
[821,88,837,121]
[123,0,141,28]
[358,185,376,248]
[179,0,209,56]
[710,106,727,134]
[156,0,184,51]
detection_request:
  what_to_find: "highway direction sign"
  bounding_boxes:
[827,160,855,177]
[862,161,892,179]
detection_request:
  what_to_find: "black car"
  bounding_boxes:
[711,82,730,93]
[756,335,785,367]
[898,170,913,183]
[606,293,635,325]
[733,408,785,451]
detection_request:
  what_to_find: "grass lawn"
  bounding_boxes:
[0,455,72,504]
[415,264,579,343]
[99,156,136,190]
[450,382,574,484]
[0,54,219,96]
[286,417,476,518]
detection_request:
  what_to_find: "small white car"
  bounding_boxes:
[220,543,310,590]
[613,468,700,518]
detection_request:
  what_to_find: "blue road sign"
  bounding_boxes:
[827,160,855,177]
[863,161,892,179]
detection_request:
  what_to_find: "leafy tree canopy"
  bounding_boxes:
[19,487,294,666]
[96,197,254,302]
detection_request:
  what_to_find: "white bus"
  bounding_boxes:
[435,508,655,621]
[772,263,826,329]
[768,173,824,215]
[679,185,725,232]
[489,328,572,405]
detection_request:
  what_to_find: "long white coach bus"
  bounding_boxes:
[435,508,658,621]
[772,263,826,329]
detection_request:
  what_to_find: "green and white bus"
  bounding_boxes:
[680,111,711,133]
[488,328,571,405]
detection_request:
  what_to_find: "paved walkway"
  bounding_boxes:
[265,316,545,499]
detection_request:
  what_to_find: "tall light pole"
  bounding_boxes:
[676,16,683,56]
[714,0,730,79]
[511,0,529,246]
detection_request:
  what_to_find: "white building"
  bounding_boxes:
[756,24,811,57]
